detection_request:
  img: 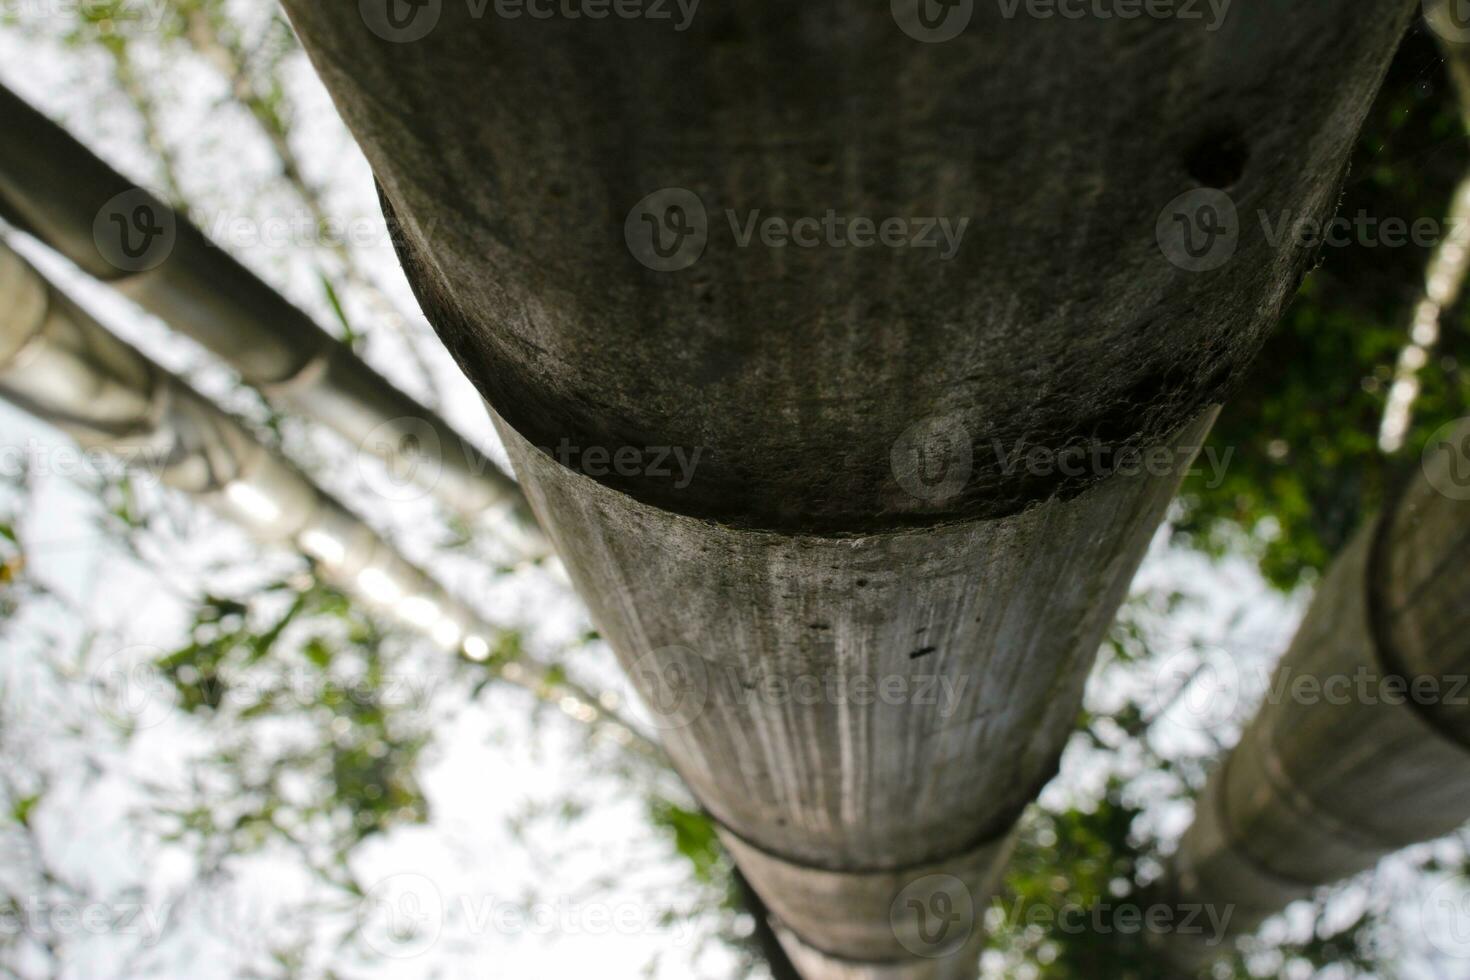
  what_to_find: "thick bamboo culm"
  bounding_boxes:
[1156,418,1470,971]
[0,241,647,755]
[274,2,1418,974]
[0,84,540,541]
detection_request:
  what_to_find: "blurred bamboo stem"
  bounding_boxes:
[1154,417,1470,971]
[0,83,544,551]
[0,241,656,760]
[1378,5,1470,453]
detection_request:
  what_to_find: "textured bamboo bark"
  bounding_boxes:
[0,84,537,535]
[1156,417,1470,971]
[274,3,1415,974]
[0,241,646,752]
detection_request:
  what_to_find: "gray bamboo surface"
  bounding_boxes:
[1157,418,1470,972]
[271,2,1417,974]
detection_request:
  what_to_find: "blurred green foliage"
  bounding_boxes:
[146,579,432,888]
[1178,25,1470,589]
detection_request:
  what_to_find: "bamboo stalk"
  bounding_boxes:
[0,240,653,759]
[1154,417,1470,971]
[273,2,1418,974]
[0,84,542,546]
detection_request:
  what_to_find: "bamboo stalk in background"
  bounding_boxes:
[1154,417,1470,972]
[1378,0,1470,453]
[0,239,649,757]
[0,84,542,547]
